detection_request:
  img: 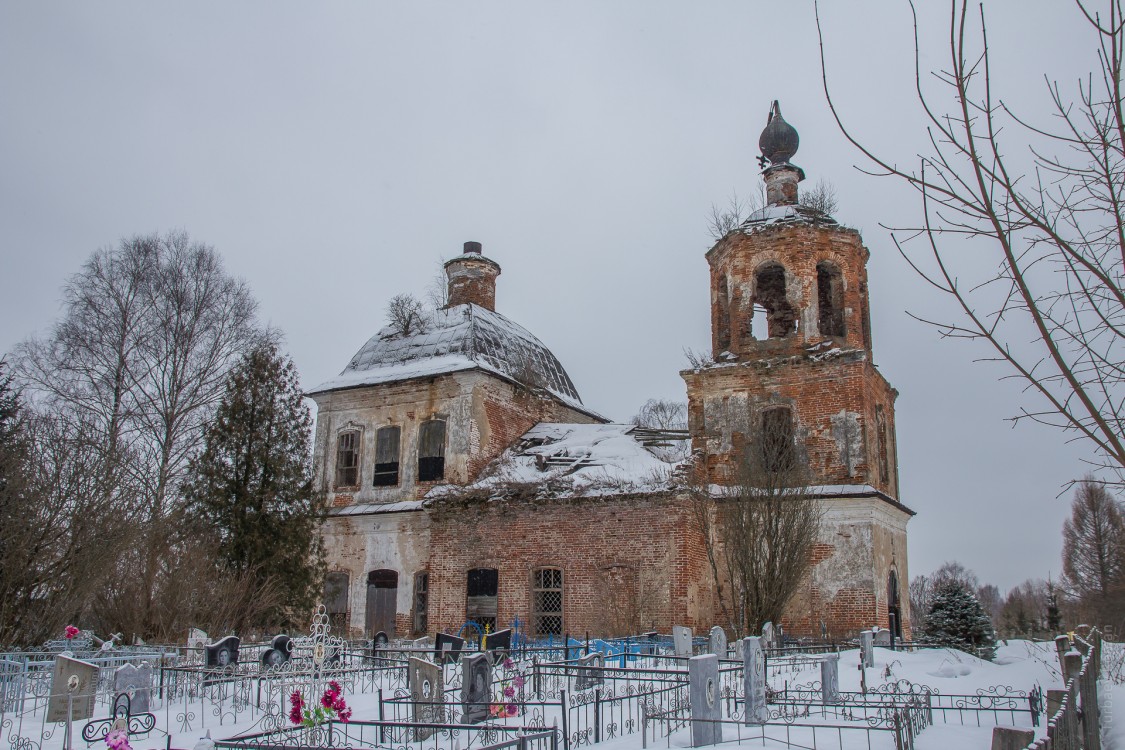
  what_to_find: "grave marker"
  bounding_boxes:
[820,655,840,705]
[688,654,722,746]
[409,657,444,739]
[742,637,767,725]
[435,632,465,664]
[708,626,727,658]
[574,652,604,691]
[673,625,693,657]
[860,630,874,668]
[113,663,153,714]
[460,653,491,724]
[761,621,775,649]
[204,636,240,669]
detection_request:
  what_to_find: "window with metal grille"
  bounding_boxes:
[335,430,360,487]
[532,567,563,637]
[418,420,446,482]
[760,407,796,473]
[413,572,429,634]
[373,425,401,486]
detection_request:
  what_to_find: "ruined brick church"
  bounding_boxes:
[307,103,913,642]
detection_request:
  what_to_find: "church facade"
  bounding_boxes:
[307,104,913,642]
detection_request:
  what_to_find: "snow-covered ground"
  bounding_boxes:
[1,640,1114,750]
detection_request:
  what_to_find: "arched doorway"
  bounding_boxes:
[366,569,398,637]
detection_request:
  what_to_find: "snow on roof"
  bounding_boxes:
[307,304,585,408]
[428,423,685,501]
[739,203,839,232]
[328,500,425,517]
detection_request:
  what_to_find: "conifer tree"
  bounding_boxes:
[184,343,324,630]
[924,579,997,659]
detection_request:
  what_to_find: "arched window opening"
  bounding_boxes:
[760,407,796,473]
[876,405,890,485]
[418,419,446,482]
[365,569,398,637]
[373,425,401,486]
[532,567,564,637]
[413,572,429,634]
[817,262,845,337]
[325,571,350,633]
[716,275,731,350]
[466,568,498,632]
[335,429,360,488]
[752,264,796,339]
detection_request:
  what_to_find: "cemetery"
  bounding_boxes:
[0,608,1105,750]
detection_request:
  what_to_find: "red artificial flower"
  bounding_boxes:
[64,625,79,640]
[289,691,305,726]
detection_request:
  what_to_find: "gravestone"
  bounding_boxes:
[409,657,444,739]
[673,625,693,657]
[435,632,465,664]
[761,622,775,649]
[262,635,292,667]
[859,631,874,668]
[412,636,432,649]
[873,627,891,647]
[574,652,604,691]
[708,626,727,658]
[204,636,240,669]
[820,655,840,705]
[47,655,99,723]
[187,628,208,652]
[373,631,389,649]
[113,663,153,714]
[688,654,722,746]
[482,628,511,661]
[742,637,767,725]
[460,653,491,724]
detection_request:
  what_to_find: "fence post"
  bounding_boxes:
[533,659,540,700]
[594,688,601,744]
[560,689,569,750]
[378,688,385,744]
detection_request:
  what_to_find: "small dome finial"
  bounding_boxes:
[758,100,799,168]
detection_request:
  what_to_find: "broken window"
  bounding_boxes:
[817,262,845,337]
[760,407,796,473]
[413,571,429,634]
[418,419,446,482]
[876,405,890,485]
[325,571,350,632]
[466,568,498,632]
[532,567,563,637]
[373,425,401,486]
[335,430,360,487]
[716,275,731,350]
[752,263,796,339]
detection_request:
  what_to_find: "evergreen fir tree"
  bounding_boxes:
[184,343,324,629]
[924,579,997,659]
[1046,580,1062,632]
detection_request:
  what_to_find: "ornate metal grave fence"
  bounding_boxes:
[216,719,559,750]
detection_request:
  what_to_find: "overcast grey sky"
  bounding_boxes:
[0,1,1099,593]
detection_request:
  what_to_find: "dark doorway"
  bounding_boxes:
[466,568,499,632]
[366,569,399,637]
[324,571,350,634]
[888,571,903,640]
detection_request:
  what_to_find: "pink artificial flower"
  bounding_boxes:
[513,675,526,689]
[338,706,352,723]
[503,685,515,698]
[503,658,514,669]
[505,703,518,717]
[64,625,80,640]
[327,681,342,695]
[320,692,335,709]
[105,730,132,750]
[289,691,305,725]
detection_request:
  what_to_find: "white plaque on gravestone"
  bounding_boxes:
[47,655,99,723]
[688,654,722,747]
[708,626,727,658]
[742,637,767,725]
[672,625,693,657]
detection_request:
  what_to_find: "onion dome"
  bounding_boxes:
[758,100,799,167]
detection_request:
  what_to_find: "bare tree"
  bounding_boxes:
[818,0,1125,483]
[1062,478,1125,627]
[706,189,764,241]
[14,232,266,636]
[908,574,933,637]
[385,293,429,337]
[691,418,823,636]
[426,258,450,310]
[631,399,688,431]
[798,178,838,217]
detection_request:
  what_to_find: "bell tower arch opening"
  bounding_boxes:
[752,263,796,339]
[817,261,845,338]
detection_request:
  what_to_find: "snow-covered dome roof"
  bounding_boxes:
[308,303,584,407]
[739,203,839,232]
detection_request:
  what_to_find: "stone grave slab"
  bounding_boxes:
[708,626,727,658]
[460,653,491,724]
[435,632,465,664]
[859,631,874,668]
[47,655,99,723]
[821,655,840,705]
[742,637,767,725]
[688,654,722,747]
[574,652,604,691]
[673,625,693,657]
[409,657,444,739]
[113,663,153,714]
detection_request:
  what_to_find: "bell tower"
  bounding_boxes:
[684,101,900,499]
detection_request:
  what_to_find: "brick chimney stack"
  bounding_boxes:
[444,241,502,311]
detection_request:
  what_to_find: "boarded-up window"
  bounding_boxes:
[325,572,350,632]
[532,567,563,637]
[413,572,429,634]
[761,407,796,473]
[335,430,360,487]
[466,568,498,632]
[418,420,446,482]
[373,426,401,486]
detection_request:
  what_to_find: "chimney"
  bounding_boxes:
[444,241,501,311]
